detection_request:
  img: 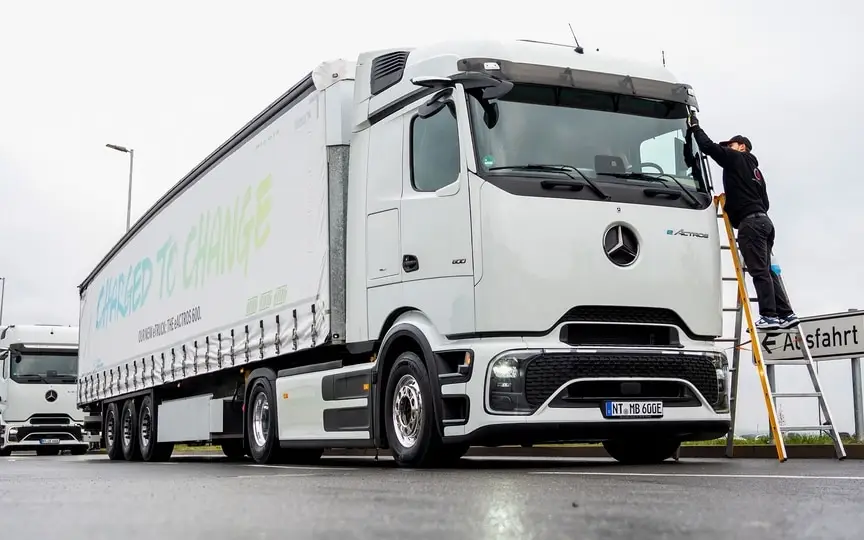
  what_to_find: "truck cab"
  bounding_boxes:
[0,325,89,456]
[346,40,729,464]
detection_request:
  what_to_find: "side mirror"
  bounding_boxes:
[481,79,514,100]
[418,89,454,119]
[674,137,687,175]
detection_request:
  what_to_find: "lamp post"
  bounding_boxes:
[106,143,135,232]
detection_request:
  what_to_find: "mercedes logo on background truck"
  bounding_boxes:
[603,224,639,267]
[45,390,58,402]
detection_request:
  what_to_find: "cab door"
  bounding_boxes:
[398,87,475,335]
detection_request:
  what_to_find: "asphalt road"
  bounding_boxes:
[1,453,863,540]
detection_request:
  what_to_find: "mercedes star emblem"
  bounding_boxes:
[603,224,640,267]
[45,390,58,403]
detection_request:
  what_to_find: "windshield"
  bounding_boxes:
[468,83,705,192]
[10,352,78,383]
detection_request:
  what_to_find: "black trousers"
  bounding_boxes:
[737,213,794,318]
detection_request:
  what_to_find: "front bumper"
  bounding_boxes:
[437,338,730,445]
[2,422,89,448]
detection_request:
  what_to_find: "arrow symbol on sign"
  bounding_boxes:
[760,333,776,354]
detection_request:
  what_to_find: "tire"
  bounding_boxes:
[246,378,281,464]
[603,438,681,465]
[220,439,247,460]
[104,402,123,461]
[36,447,61,456]
[383,351,442,467]
[120,399,142,461]
[0,446,11,457]
[138,395,174,462]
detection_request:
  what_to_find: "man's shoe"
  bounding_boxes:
[755,316,780,331]
[779,314,800,329]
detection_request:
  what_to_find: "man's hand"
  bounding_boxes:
[687,111,699,129]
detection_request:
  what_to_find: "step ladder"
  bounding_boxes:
[715,194,846,462]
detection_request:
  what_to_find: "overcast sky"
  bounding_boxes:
[1,0,861,434]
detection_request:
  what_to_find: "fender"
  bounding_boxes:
[372,323,445,446]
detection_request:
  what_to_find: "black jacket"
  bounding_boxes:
[690,126,769,228]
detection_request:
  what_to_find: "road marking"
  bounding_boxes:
[532,471,864,481]
[245,464,357,471]
[229,473,318,479]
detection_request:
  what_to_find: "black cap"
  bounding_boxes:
[719,135,752,151]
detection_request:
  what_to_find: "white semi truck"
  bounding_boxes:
[76,38,730,467]
[0,324,91,456]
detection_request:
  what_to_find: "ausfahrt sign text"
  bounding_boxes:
[758,310,864,362]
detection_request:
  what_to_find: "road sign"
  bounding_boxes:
[757,310,864,362]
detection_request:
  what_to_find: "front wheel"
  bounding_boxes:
[602,438,681,465]
[384,351,442,467]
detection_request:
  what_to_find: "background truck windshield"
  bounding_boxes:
[469,83,704,191]
[11,353,78,381]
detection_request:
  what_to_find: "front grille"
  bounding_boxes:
[523,353,718,406]
[561,306,708,340]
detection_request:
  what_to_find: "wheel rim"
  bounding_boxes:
[392,374,423,448]
[251,391,270,448]
[106,409,116,448]
[140,406,152,449]
[122,408,133,448]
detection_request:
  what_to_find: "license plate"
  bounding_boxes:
[603,401,664,418]
[39,439,60,445]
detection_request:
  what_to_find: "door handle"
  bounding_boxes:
[402,254,419,273]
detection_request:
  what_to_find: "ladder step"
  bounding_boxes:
[723,308,739,312]
[763,359,809,366]
[778,425,834,432]
[772,392,821,398]
[722,277,738,282]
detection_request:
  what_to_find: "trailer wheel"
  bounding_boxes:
[602,438,681,465]
[246,378,281,464]
[104,402,123,461]
[384,351,442,467]
[0,446,10,457]
[120,399,142,461]
[138,395,173,462]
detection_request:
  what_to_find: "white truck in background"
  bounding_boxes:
[0,324,92,456]
[76,38,730,467]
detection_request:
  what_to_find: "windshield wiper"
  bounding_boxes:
[15,374,50,383]
[599,172,701,208]
[488,164,611,200]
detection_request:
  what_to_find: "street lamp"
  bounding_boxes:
[106,143,135,232]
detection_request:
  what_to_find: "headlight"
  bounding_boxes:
[487,350,541,415]
[491,357,519,380]
[709,352,730,413]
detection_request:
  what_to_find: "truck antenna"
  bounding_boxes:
[568,23,585,54]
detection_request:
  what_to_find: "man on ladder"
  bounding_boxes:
[687,113,799,332]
